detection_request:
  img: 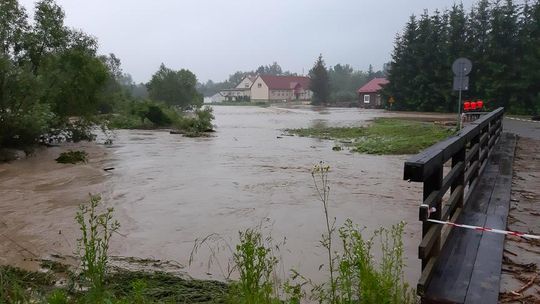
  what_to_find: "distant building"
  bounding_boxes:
[357,78,389,108]
[221,76,256,101]
[209,92,226,103]
[250,75,312,102]
[219,75,312,103]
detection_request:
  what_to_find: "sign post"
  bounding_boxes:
[452,58,472,129]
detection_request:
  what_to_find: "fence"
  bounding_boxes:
[403,107,504,295]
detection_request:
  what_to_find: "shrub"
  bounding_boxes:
[55,150,88,164]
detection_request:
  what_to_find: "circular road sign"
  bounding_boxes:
[452,58,472,76]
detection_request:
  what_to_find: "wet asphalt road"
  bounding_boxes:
[503,117,540,140]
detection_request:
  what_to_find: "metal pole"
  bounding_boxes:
[458,88,462,130]
[457,62,464,130]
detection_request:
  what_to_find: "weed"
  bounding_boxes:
[304,162,416,304]
[75,194,120,298]
[311,161,338,303]
[55,150,88,164]
[46,289,69,304]
[229,228,279,304]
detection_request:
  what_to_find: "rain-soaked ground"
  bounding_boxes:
[0,106,456,287]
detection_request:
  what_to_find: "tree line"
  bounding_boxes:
[0,0,205,150]
[384,0,540,115]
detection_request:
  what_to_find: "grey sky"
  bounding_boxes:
[20,0,476,84]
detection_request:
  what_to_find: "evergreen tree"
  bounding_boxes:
[485,0,520,110]
[384,0,537,115]
[309,54,329,105]
[516,0,540,114]
[384,15,419,110]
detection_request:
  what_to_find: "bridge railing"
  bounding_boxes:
[403,107,504,295]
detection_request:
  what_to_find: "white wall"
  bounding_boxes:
[250,76,269,100]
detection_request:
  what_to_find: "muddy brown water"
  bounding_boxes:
[0,106,454,288]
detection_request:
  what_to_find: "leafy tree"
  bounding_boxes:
[0,0,28,60]
[256,61,283,75]
[26,0,69,72]
[39,47,109,117]
[309,54,330,105]
[147,63,202,109]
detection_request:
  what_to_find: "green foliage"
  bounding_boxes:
[385,0,540,115]
[304,163,415,304]
[228,229,279,304]
[0,0,125,150]
[75,194,120,297]
[39,47,109,117]
[46,289,69,304]
[147,63,203,109]
[55,150,88,164]
[0,265,54,303]
[309,54,330,105]
[288,118,453,154]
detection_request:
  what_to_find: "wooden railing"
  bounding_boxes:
[403,107,504,295]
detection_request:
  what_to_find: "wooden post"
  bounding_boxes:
[470,133,480,186]
[452,147,466,209]
[422,166,443,269]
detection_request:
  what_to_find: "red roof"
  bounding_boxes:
[259,75,310,90]
[357,78,389,93]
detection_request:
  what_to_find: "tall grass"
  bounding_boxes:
[306,161,415,304]
[75,194,120,299]
[228,229,279,304]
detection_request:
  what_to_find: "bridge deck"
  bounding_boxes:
[423,133,517,304]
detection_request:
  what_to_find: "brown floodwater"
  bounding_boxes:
[0,106,447,287]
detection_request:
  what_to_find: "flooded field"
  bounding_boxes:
[0,106,455,286]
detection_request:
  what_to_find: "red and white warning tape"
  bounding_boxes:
[421,205,540,240]
[426,219,540,240]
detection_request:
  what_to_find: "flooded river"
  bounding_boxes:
[0,105,435,286]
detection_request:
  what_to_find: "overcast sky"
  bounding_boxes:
[19,0,477,83]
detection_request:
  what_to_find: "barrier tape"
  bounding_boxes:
[426,219,540,240]
[506,117,540,123]
[421,205,540,240]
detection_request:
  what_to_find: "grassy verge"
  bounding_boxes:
[287,118,454,154]
[0,264,228,303]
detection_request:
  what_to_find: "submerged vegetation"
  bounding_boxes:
[288,118,453,154]
[55,150,88,164]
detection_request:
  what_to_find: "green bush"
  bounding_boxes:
[0,103,56,148]
[145,105,172,126]
[55,150,88,164]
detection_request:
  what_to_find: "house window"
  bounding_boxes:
[364,94,370,103]
[257,83,262,88]
[245,83,249,88]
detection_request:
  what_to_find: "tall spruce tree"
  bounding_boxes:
[517,0,540,114]
[309,54,329,105]
[384,15,419,110]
